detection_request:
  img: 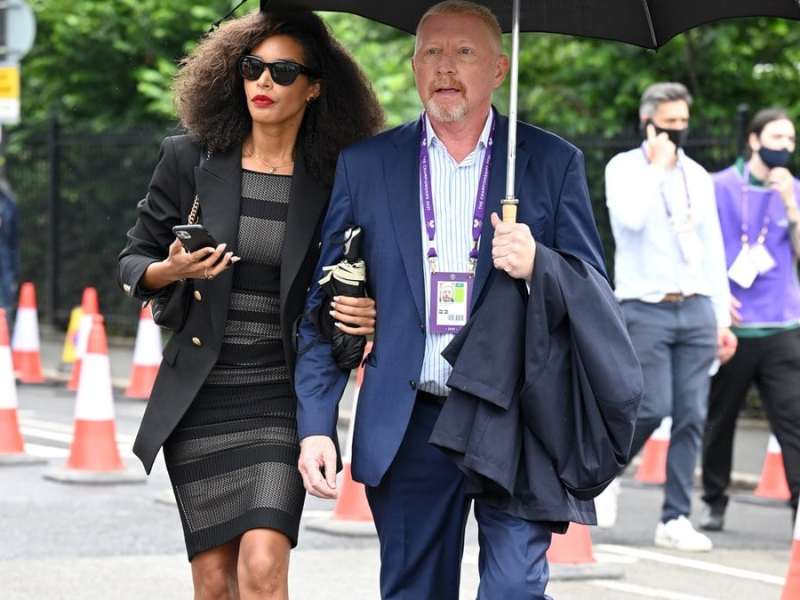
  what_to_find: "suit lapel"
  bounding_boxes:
[194,143,241,338]
[472,115,531,309]
[386,122,425,324]
[280,152,329,319]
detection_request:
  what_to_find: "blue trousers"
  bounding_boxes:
[365,399,553,600]
[621,297,717,523]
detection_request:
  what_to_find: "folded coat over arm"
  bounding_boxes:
[429,245,642,529]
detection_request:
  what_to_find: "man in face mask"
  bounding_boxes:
[598,82,736,552]
[701,108,800,533]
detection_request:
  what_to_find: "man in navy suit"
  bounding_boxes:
[296,1,606,597]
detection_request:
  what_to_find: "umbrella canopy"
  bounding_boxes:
[264,0,800,49]
[261,0,800,220]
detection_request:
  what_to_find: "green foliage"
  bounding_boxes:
[12,3,800,136]
[16,0,241,130]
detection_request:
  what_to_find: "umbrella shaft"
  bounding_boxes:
[502,0,520,223]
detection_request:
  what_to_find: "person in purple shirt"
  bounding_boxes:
[701,108,800,531]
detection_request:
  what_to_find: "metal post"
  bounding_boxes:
[501,0,520,223]
[735,104,750,157]
[47,113,60,325]
[0,4,7,188]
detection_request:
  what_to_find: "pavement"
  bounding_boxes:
[0,328,795,599]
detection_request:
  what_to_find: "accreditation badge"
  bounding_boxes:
[748,244,777,275]
[430,272,472,334]
[728,246,758,289]
[673,218,704,267]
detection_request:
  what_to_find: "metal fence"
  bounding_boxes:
[6,116,750,336]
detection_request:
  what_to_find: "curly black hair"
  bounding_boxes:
[174,10,385,186]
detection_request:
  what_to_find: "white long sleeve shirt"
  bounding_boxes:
[605,145,731,327]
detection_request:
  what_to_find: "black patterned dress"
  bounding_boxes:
[164,170,305,560]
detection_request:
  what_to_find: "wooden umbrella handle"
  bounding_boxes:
[501,199,518,224]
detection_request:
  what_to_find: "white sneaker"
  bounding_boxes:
[594,479,620,529]
[654,516,713,552]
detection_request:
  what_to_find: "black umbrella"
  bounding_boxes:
[316,226,368,369]
[265,0,800,223]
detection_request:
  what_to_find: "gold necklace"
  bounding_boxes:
[244,147,294,174]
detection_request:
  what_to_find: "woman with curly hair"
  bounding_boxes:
[118,9,383,598]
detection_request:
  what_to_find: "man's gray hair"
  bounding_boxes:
[639,82,693,119]
[415,0,503,54]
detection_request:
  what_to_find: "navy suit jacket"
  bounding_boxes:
[295,113,606,487]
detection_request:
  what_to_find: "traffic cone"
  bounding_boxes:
[305,342,376,537]
[0,309,45,465]
[59,307,83,373]
[11,282,45,384]
[634,417,671,485]
[547,523,623,580]
[754,435,791,502]
[781,512,800,600]
[782,510,800,600]
[125,304,162,399]
[44,315,144,484]
[68,288,100,391]
[738,434,792,508]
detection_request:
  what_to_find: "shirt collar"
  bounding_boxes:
[425,109,494,154]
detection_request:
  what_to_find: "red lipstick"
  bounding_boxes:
[252,95,274,108]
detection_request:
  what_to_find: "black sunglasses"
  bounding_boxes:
[238,55,320,86]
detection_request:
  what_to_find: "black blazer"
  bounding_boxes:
[118,135,330,474]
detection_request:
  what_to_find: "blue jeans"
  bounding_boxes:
[621,296,717,523]
[365,399,553,600]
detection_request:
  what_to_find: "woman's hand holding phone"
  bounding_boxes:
[141,239,240,291]
[165,238,240,281]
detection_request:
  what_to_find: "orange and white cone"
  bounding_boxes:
[11,282,45,384]
[68,288,100,391]
[634,417,671,485]
[782,509,800,599]
[0,308,45,465]
[305,342,376,537]
[754,435,791,502]
[547,523,623,580]
[44,315,144,483]
[125,304,162,399]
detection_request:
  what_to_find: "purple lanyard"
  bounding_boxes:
[740,165,771,246]
[641,144,692,219]
[420,113,496,275]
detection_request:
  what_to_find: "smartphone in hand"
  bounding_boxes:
[172,224,219,254]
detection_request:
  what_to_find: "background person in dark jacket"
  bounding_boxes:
[118,10,382,599]
[0,181,19,319]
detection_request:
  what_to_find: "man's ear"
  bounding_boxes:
[748,132,761,153]
[494,54,510,88]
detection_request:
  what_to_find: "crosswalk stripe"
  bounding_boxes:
[21,418,136,443]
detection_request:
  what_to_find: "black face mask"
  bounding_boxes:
[758,146,792,169]
[643,120,690,150]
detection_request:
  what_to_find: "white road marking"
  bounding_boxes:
[592,551,640,564]
[301,510,334,520]
[596,544,785,586]
[21,428,134,458]
[23,443,68,458]
[21,418,136,443]
[590,580,715,600]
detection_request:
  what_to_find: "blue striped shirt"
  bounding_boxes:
[419,110,494,396]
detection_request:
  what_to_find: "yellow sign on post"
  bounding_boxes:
[0,66,22,124]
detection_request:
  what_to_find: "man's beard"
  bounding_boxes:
[425,96,468,123]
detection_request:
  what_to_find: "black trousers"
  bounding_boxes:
[702,328,800,512]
